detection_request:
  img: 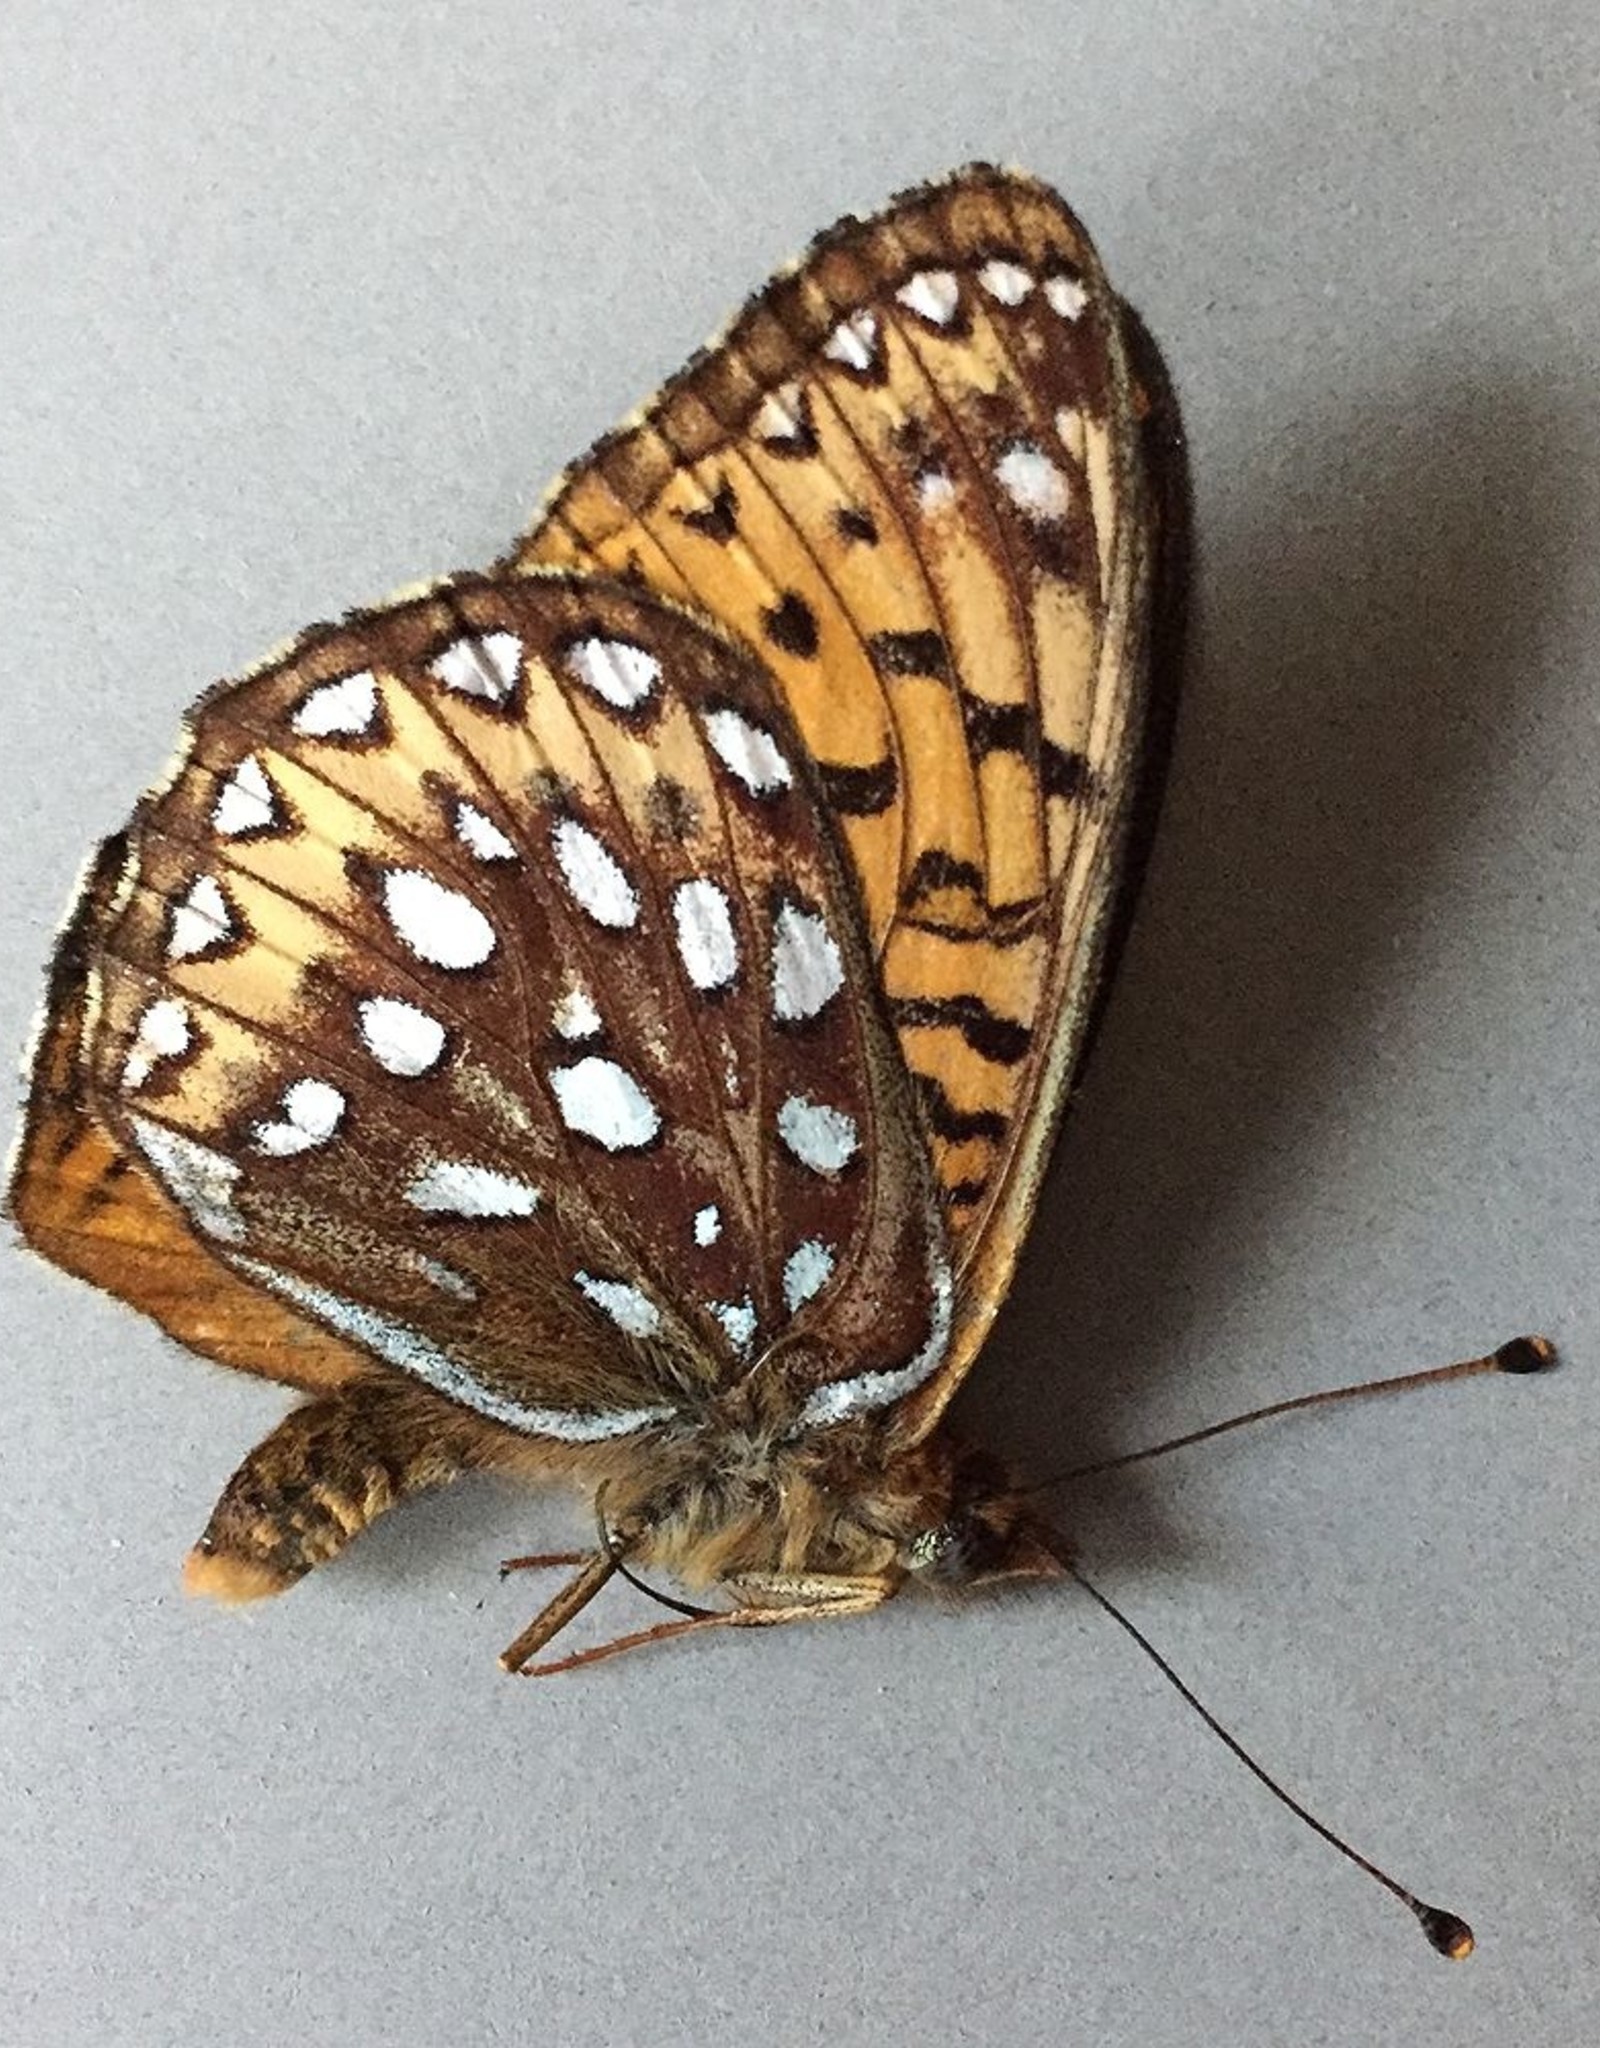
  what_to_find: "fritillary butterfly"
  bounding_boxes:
[7,167,1183,1673]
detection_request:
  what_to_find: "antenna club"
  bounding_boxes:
[1493,1335,1557,1375]
[1414,1904,1475,1960]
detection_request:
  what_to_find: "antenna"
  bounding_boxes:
[1065,1558,1476,1958]
[1029,1335,1554,1492]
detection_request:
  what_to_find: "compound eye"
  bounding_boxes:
[904,1523,959,1573]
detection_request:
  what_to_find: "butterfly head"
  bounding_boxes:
[898,1447,1069,1591]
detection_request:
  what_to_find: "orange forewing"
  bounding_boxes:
[509,166,1171,1431]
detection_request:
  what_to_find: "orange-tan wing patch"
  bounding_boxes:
[7,834,374,1396]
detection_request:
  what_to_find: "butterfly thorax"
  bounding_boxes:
[605,1416,1064,1598]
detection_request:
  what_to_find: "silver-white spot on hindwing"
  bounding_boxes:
[710,1295,758,1355]
[996,441,1071,522]
[291,670,379,738]
[671,878,739,992]
[357,995,447,1077]
[978,258,1033,305]
[574,1271,662,1338]
[128,1115,244,1241]
[405,1159,541,1217]
[381,869,497,969]
[253,1078,346,1156]
[693,1204,721,1247]
[230,1258,676,1442]
[797,1251,955,1428]
[549,1056,660,1150]
[166,874,235,962]
[212,754,280,838]
[563,636,661,712]
[896,269,960,326]
[776,1094,859,1175]
[551,818,640,930]
[454,801,518,863]
[823,310,879,373]
[1043,272,1088,320]
[429,631,523,705]
[702,707,792,796]
[771,899,843,1022]
[122,997,193,1089]
[782,1238,836,1314]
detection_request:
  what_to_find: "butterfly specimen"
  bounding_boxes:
[10,164,1179,1664]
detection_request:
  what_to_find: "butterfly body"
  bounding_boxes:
[8,167,1181,1667]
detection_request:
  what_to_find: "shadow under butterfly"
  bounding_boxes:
[5,165,1549,1958]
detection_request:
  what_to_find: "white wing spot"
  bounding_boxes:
[292,670,379,738]
[771,900,844,1022]
[798,1251,954,1427]
[549,1056,660,1150]
[702,707,792,796]
[552,982,603,1042]
[231,1258,675,1441]
[454,801,518,863]
[405,1159,541,1217]
[430,632,523,705]
[382,869,498,969]
[996,442,1072,522]
[574,1271,662,1339]
[358,995,447,1077]
[213,754,278,837]
[896,269,960,326]
[563,636,661,712]
[253,1078,346,1156]
[672,878,739,992]
[693,1204,721,1248]
[552,818,640,929]
[167,873,235,961]
[710,1296,758,1355]
[777,1095,859,1175]
[1044,272,1088,320]
[823,309,879,372]
[783,1238,836,1313]
[128,1116,244,1241]
[755,381,808,444]
[978,258,1033,305]
[122,997,192,1089]
[917,469,956,513]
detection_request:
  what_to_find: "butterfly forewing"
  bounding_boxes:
[31,573,946,1442]
[509,167,1156,1420]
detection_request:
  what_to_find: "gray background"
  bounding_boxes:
[2,5,1597,2043]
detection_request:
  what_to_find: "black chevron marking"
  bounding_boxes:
[891,994,1032,1067]
[815,756,899,816]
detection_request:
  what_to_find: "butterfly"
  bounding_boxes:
[7,165,1183,1675]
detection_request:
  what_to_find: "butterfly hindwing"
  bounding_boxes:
[17,573,947,1445]
[510,165,1163,1429]
[7,831,376,1396]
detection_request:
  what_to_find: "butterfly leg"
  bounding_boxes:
[508,1571,898,1678]
[183,1382,475,1603]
